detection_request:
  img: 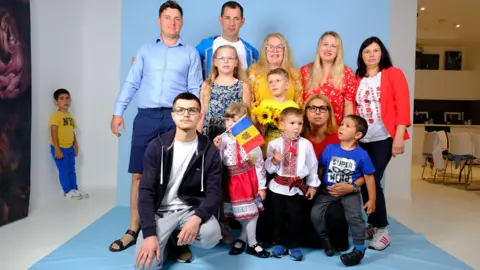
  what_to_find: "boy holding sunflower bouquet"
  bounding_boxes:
[251,68,299,157]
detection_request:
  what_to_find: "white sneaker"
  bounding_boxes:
[365,225,377,240]
[369,227,390,250]
[65,190,82,200]
[74,189,89,198]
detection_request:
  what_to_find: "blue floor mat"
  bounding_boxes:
[30,207,472,270]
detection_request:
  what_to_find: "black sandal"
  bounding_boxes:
[229,239,246,255]
[109,229,139,252]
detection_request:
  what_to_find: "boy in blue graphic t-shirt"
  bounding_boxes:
[311,115,376,267]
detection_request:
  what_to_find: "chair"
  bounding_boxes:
[437,130,449,153]
[420,131,445,183]
[467,134,480,190]
[442,132,475,187]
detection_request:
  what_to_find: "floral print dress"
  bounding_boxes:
[203,80,243,140]
[300,64,356,126]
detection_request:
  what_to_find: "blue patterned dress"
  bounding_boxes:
[203,80,243,140]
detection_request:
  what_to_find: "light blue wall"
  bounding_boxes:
[116,0,391,206]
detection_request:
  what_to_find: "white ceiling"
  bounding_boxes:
[416,0,480,45]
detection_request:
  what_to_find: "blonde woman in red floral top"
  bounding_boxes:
[300,31,356,126]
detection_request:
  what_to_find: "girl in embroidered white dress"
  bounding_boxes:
[213,103,270,258]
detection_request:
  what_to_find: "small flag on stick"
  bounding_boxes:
[230,115,265,153]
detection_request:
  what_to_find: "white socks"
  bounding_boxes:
[236,216,261,251]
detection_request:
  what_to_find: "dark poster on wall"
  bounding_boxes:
[0,0,31,227]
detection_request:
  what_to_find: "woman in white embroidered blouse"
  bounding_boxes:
[354,36,411,251]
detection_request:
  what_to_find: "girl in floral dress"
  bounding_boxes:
[213,103,270,258]
[197,45,251,139]
[197,45,251,244]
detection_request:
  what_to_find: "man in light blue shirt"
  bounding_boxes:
[109,1,202,259]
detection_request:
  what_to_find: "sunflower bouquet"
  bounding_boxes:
[251,104,282,129]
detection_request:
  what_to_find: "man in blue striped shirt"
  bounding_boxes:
[109,1,203,257]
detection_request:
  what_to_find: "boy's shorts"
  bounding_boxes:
[128,108,175,174]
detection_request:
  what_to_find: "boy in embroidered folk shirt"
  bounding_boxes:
[265,107,320,261]
[213,103,270,258]
[311,115,376,267]
[49,89,88,199]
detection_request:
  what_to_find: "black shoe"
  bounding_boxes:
[229,239,246,255]
[169,234,193,263]
[340,248,365,267]
[321,238,335,257]
[246,243,271,258]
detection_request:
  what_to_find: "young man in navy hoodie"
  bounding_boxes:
[135,93,222,269]
[196,1,259,78]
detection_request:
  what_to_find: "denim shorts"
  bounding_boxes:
[128,108,175,174]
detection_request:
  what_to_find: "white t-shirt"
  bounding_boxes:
[159,136,198,211]
[356,72,390,143]
[212,36,248,70]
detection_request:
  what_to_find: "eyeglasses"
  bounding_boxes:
[265,44,285,52]
[172,107,200,115]
[215,56,238,62]
[306,105,330,113]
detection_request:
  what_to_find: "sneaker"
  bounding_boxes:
[365,225,377,240]
[369,227,390,250]
[271,245,288,258]
[288,248,303,261]
[64,190,82,199]
[340,248,365,267]
[220,223,234,245]
[74,189,89,198]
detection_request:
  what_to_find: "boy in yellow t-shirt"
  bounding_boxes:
[254,68,299,157]
[50,89,88,199]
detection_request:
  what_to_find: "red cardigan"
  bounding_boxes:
[354,67,411,140]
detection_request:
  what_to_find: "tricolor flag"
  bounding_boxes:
[231,115,265,153]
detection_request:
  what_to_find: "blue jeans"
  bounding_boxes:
[50,145,77,193]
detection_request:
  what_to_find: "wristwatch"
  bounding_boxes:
[352,182,360,193]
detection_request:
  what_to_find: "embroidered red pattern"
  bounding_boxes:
[356,75,382,125]
[281,137,298,176]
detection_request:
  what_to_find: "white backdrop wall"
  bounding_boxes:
[30,0,121,211]
[385,0,417,200]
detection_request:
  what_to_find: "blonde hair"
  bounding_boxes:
[267,67,289,80]
[202,45,248,106]
[280,107,303,121]
[302,94,337,137]
[249,33,297,78]
[225,102,256,162]
[307,31,346,90]
[225,102,251,121]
